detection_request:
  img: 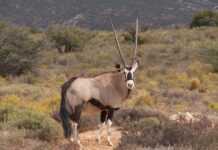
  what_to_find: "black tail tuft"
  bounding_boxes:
[60,77,78,138]
[60,106,72,138]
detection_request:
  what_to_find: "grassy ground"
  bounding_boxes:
[1,26,218,149]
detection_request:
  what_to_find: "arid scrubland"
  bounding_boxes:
[0,23,218,149]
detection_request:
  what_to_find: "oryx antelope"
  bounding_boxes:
[60,18,140,148]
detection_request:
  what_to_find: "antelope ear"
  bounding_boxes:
[115,63,122,71]
[115,64,121,69]
[131,61,138,72]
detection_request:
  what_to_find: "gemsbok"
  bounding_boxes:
[60,18,140,148]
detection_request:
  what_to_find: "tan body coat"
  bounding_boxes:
[65,71,129,115]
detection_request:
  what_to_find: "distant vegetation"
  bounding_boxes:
[47,25,94,53]
[123,25,147,45]
[191,10,218,28]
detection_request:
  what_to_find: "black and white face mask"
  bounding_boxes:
[124,62,138,89]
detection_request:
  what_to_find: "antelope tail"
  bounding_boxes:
[60,101,71,138]
[60,77,77,138]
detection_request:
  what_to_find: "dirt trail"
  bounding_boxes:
[57,127,122,150]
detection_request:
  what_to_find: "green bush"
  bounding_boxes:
[123,25,146,45]
[36,117,62,141]
[208,102,218,111]
[0,104,62,141]
[28,26,43,34]
[47,25,93,53]
[190,10,218,28]
[0,21,7,32]
[0,24,41,76]
[201,47,218,72]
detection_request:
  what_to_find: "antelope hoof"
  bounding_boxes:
[96,137,101,144]
[107,139,113,147]
[76,140,83,150]
[69,139,83,150]
[69,137,74,143]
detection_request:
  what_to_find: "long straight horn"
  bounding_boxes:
[133,17,139,63]
[110,18,126,67]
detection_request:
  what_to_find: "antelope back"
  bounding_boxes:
[67,72,128,107]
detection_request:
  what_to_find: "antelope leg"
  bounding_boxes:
[71,122,83,149]
[106,119,113,146]
[97,110,107,143]
[96,122,105,143]
[69,122,75,143]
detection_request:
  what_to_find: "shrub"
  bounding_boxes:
[123,25,146,45]
[190,78,201,90]
[28,26,43,34]
[161,122,195,146]
[208,102,218,112]
[190,10,218,28]
[201,47,218,72]
[127,90,155,107]
[117,115,218,150]
[0,21,7,31]
[47,25,93,53]
[0,104,62,141]
[0,129,26,150]
[30,115,62,141]
[0,84,53,100]
[0,24,41,76]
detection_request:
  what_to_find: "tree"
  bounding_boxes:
[0,24,41,76]
[190,10,218,28]
[47,25,93,53]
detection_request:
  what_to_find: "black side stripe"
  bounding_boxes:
[88,98,120,111]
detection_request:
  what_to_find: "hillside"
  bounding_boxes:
[0,0,218,29]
